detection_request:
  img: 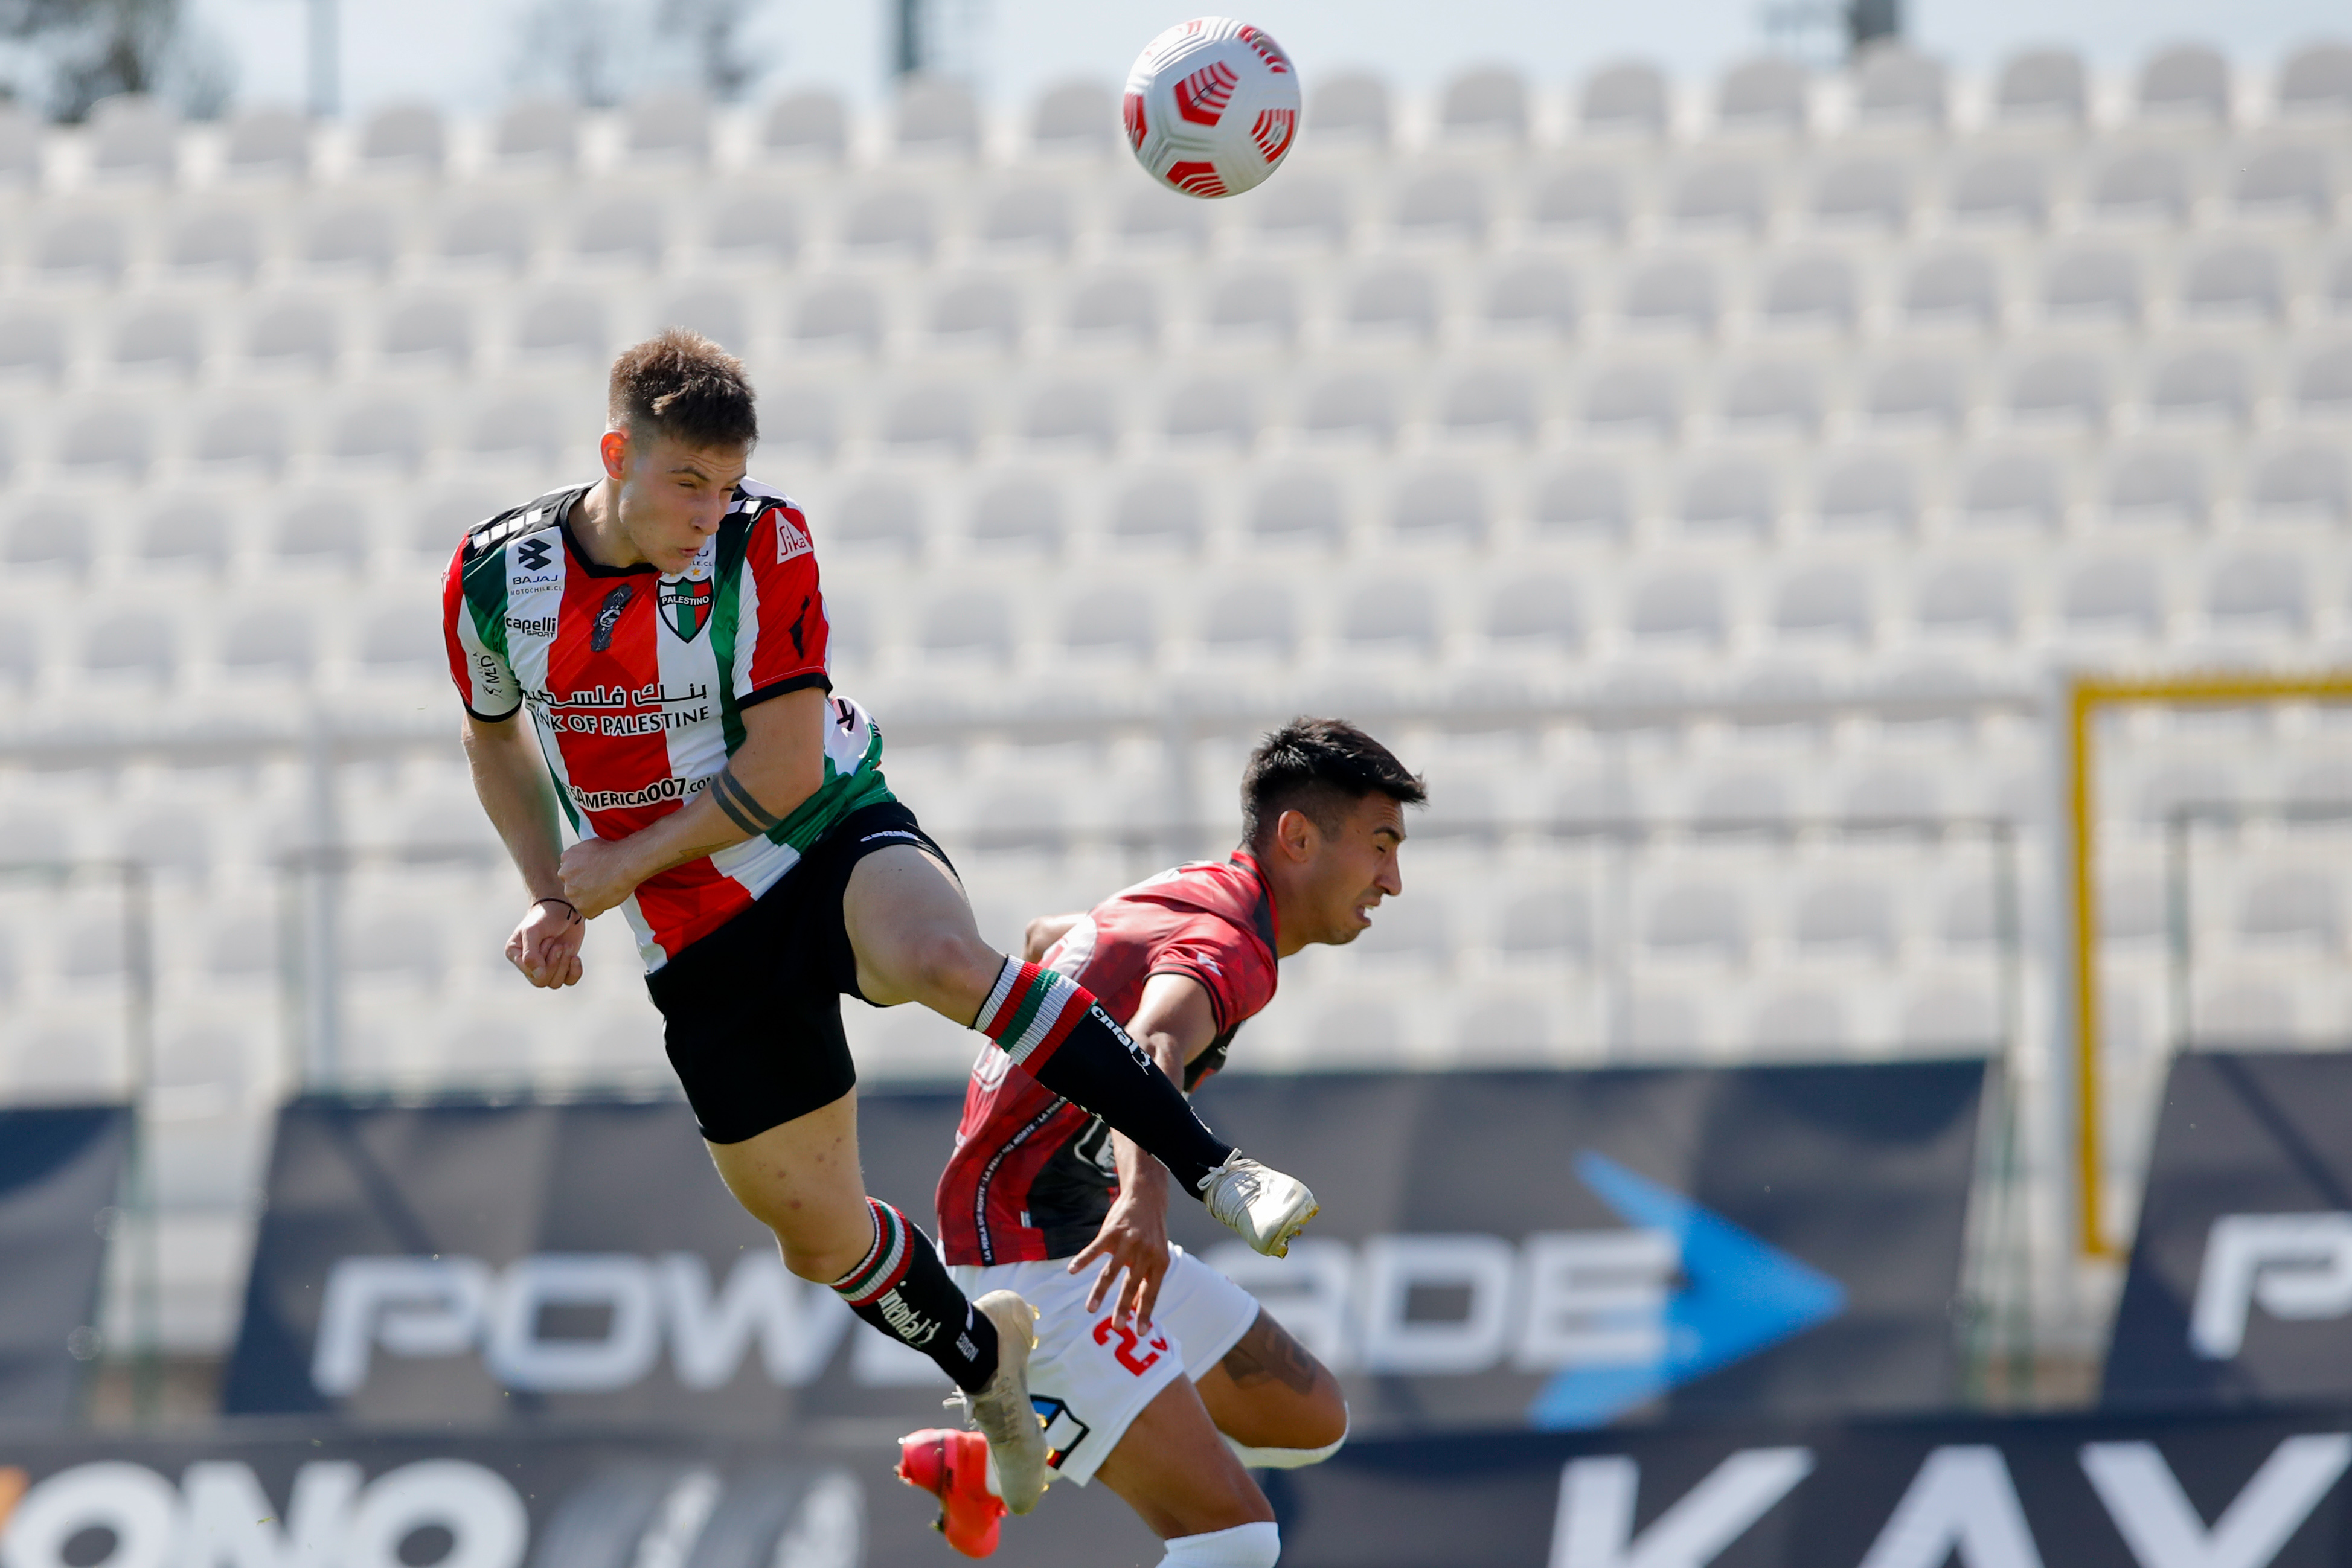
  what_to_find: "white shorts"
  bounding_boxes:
[950,1243,1260,1486]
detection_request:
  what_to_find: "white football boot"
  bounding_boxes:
[1199,1153,1320,1258]
[963,1291,1049,1515]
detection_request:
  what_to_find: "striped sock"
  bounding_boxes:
[972,956,1235,1194]
[832,1198,997,1394]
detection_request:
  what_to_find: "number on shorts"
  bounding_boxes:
[1093,1315,1170,1376]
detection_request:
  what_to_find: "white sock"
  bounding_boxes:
[1224,1408,1348,1470]
[1160,1522,1280,1567]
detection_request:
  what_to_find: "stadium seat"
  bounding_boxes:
[136,499,231,572]
[1202,582,1296,652]
[882,382,976,454]
[1441,66,1528,141]
[2089,149,2191,225]
[1994,48,2087,123]
[1816,450,1918,532]
[1344,265,1438,339]
[0,106,39,185]
[1248,174,1350,249]
[982,184,1072,254]
[929,275,1023,348]
[705,194,798,264]
[222,108,309,178]
[0,620,37,688]
[1960,448,2065,528]
[38,211,127,283]
[468,395,563,465]
[113,307,204,377]
[1853,43,1947,126]
[357,605,441,670]
[2008,353,2107,428]
[1394,170,1487,244]
[793,281,883,353]
[1107,474,1203,551]
[327,399,425,471]
[656,286,746,353]
[1865,356,1966,429]
[1583,363,1682,434]
[194,402,287,472]
[1678,458,1777,534]
[1527,167,1627,239]
[4,500,87,574]
[273,494,369,571]
[84,612,175,683]
[2137,44,2230,121]
[2205,552,2307,626]
[1812,158,1911,231]
[2277,42,2352,117]
[896,77,981,158]
[2250,442,2349,521]
[2104,446,2208,525]
[1247,470,1344,545]
[359,102,444,170]
[1485,575,1581,647]
[1116,187,1210,252]
[1023,379,1118,450]
[842,190,935,258]
[1059,583,1156,659]
[760,383,835,455]
[219,609,315,677]
[1716,55,1808,132]
[1499,888,1591,956]
[1796,879,1896,952]
[762,90,847,161]
[2330,254,2352,314]
[1391,468,1487,541]
[1534,460,1633,536]
[2232,144,2334,220]
[437,203,530,273]
[1307,72,1391,146]
[1915,561,2017,636]
[1031,80,1115,153]
[1340,579,1438,649]
[88,95,178,182]
[625,88,708,164]
[1760,254,1858,331]
[493,97,577,165]
[1773,565,1872,641]
[0,313,65,381]
[1205,270,1297,340]
[2240,871,2339,941]
[919,589,1011,662]
[1484,261,1578,336]
[2062,555,2164,633]
[1162,376,1256,445]
[1065,273,1158,342]
[1902,985,1997,1050]
[168,207,263,280]
[2145,347,2248,423]
[967,474,1063,553]
[1902,247,2001,328]
[2042,244,2141,321]
[1629,569,1726,642]
[2297,346,2352,415]
[57,406,149,476]
[573,197,665,269]
[380,295,471,365]
[1950,154,2046,227]
[1720,359,1823,431]
[514,292,604,360]
[1644,882,1746,956]
[1579,60,1668,137]
[246,298,338,372]
[2179,240,2284,319]
[1621,255,1718,333]
[1440,366,1538,440]
[1672,161,1769,234]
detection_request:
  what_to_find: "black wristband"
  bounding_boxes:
[534,897,580,924]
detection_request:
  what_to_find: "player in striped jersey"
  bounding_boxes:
[443,332,1319,1510]
[897,720,1424,1566]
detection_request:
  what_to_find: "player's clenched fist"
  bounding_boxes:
[505,898,585,988]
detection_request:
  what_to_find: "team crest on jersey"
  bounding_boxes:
[659,576,713,641]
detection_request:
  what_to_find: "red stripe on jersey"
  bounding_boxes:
[543,560,676,842]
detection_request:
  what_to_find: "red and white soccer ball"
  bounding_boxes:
[1123,17,1300,199]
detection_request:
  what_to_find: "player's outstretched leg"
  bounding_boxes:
[707,1102,1049,1514]
[845,846,1319,1256]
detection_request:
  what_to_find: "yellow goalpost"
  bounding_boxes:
[2067,670,2352,1260]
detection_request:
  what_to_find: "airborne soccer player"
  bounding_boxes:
[440,331,1320,1511]
[896,719,1423,1567]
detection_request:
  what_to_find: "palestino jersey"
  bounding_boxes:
[936,853,1280,1266]
[441,479,892,971]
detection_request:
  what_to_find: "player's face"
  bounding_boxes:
[1298,793,1406,947]
[607,426,751,575]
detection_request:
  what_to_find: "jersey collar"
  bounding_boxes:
[1228,848,1280,957]
[557,484,661,578]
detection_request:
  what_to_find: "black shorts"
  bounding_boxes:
[646,800,956,1145]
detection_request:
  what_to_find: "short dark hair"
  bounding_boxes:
[607,329,758,449]
[1240,717,1425,846]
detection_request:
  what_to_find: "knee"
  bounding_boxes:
[1303,1390,1349,1451]
[908,928,1001,1008]
[1165,1522,1280,1567]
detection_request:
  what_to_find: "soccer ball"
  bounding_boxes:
[1122,18,1300,199]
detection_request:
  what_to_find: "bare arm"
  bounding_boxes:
[1022,913,1084,964]
[463,712,584,988]
[556,685,829,918]
[1066,972,1220,1328]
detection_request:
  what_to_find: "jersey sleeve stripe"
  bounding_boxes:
[738,670,832,709]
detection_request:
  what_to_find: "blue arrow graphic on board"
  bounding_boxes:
[1527,1150,1847,1430]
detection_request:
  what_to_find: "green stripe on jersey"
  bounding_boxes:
[461,541,514,664]
[708,508,752,756]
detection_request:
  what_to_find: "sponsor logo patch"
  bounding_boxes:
[515,537,553,572]
[774,508,813,565]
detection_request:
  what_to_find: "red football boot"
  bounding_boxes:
[896,1427,1005,1558]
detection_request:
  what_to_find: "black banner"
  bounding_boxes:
[227,1064,1984,1433]
[0,1107,130,1426]
[2109,1052,2352,1409]
[5,1406,2352,1568]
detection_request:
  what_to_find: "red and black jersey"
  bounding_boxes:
[935,853,1280,1265]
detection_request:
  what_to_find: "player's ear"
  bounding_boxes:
[598,426,630,481]
[1275,807,1317,864]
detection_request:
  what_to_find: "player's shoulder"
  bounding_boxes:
[728,479,815,562]
[458,485,579,568]
[1107,856,1277,955]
